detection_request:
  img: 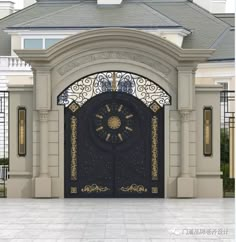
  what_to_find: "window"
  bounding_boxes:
[203,107,212,156]
[23,38,62,49]
[45,38,61,48]
[24,39,43,49]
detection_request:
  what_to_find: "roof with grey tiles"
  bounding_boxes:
[0,0,234,60]
[10,2,180,28]
[209,28,235,61]
[214,14,235,27]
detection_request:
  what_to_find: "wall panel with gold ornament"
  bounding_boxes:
[203,107,212,156]
[18,107,26,156]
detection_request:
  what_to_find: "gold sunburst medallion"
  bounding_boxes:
[107,116,121,130]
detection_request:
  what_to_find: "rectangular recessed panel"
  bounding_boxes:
[203,107,212,156]
[18,107,26,156]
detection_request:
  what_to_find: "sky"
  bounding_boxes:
[1,0,235,12]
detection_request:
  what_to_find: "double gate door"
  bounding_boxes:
[64,92,164,198]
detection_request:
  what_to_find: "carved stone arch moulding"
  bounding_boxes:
[57,71,171,110]
[56,51,172,79]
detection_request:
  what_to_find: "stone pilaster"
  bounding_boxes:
[35,110,51,197]
[39,111,49,177]
[177,66,196,198]
[180,111,190,177]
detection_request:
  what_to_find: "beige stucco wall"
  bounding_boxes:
[6,75,33,85]
[196,63,235,90]
[195,85,223,197]
[7,86,33,198]
[11,35,22,56]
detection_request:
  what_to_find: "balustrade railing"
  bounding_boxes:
[0,56,31,71]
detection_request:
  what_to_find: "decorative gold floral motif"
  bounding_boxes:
[107,116,121,129]
[71,116,77,181]
[120,184,147,193]
[70,187,77,194]
[81,184,110,193]
[69,102,79,113]
[152,116,158,180]
[150,101,160,113]
[152,187,158,194]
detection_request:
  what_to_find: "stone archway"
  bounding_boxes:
[15,28,214,198]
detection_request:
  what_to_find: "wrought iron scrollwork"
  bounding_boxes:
[58,72,171,108]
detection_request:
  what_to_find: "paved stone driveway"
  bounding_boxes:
[0,198,234,241]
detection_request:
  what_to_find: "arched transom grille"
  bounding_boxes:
[57,71,171,108]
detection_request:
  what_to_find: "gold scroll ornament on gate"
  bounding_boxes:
[120,184,147,193]
[152,116,158,181]
[71,116,77,181]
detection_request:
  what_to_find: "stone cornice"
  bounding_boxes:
[195,84,223,92]
[15,28,214,67]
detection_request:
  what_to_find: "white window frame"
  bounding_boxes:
[21,35,67,49]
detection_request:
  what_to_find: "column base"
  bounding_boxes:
[177,177,195,198]
[35,177,52,198]
[7,177,32,198]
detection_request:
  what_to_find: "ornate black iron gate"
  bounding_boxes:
[58,72,171,198]
[0,91,8,198]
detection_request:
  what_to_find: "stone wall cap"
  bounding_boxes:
[195,84,223,92]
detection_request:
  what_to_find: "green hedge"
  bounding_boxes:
[221,129,229,164]
[0,158,9,165]
[221,163,235,192]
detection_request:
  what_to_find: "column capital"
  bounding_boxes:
[180,110,191,122]
[39,110,48,122]
[177,65,197,73]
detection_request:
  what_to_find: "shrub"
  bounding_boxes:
[0,158,9,165]
[221,163,235,192]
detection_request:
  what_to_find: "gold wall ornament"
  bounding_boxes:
[96,114,103,119]
[152,187,158,194]
[125,114,133,119]
[95,102,135,144]
[107,116,121,129]
[118,104,123,112]
[203,107,212,156]
[69,102,79,113]
[70,187,77,194]
[120,184,148,193]
[71,116,77,181]
[150,101,160,113]
[96,126,104,131]
[81,184,110,193]
[152,116,158,180]
[106,104,111,112]
[18,107,26,156]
